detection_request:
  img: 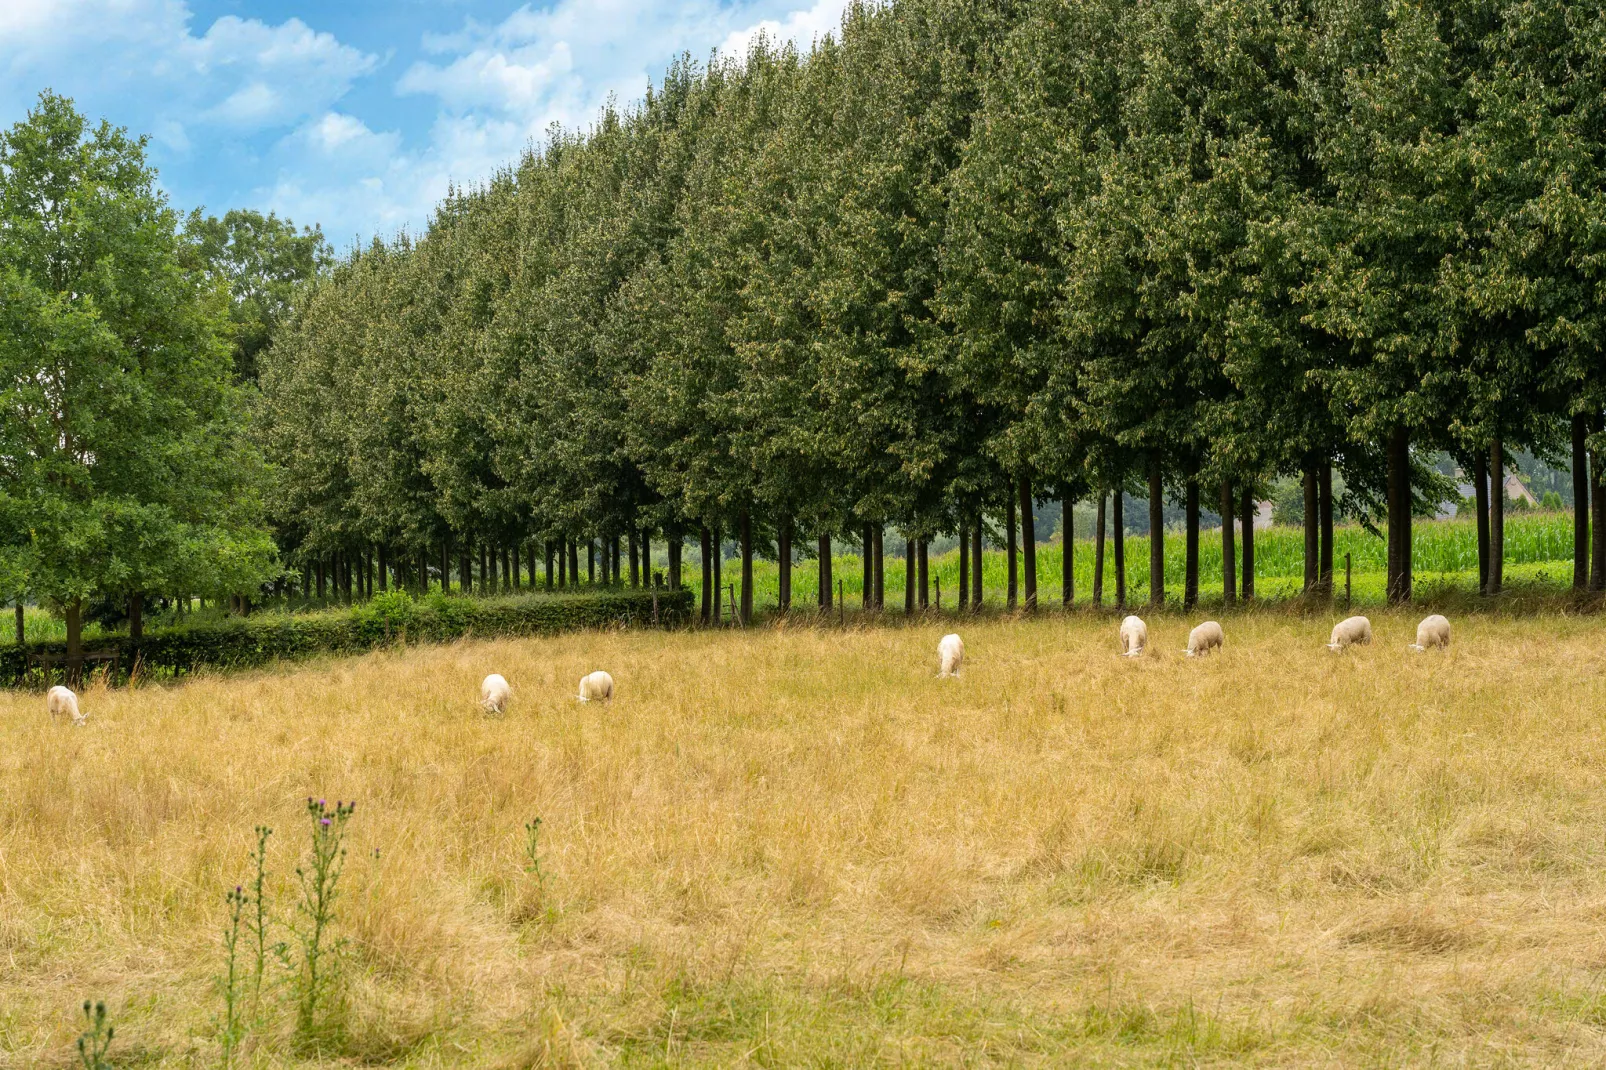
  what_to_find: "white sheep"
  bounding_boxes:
[47,684,85,726]
[577,670,614,702]
[1185,621,1224,657]
[479,673,511,714]
[1409,614,1451,651]
[937,633,964,678]
[1326,615,1373,651]
[1119,615,1148,657]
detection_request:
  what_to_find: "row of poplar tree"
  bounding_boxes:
[259,0,1606,623]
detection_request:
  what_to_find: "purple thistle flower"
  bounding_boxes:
[320,817,331,827]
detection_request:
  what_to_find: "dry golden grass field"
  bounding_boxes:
[6,607,1606,1067]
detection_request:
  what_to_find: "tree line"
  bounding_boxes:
[258,0,1606,623]
[12,0,1606,646]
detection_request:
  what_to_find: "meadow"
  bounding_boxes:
[7,606,1606,1066]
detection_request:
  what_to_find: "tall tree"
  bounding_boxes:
[0,93,276,654]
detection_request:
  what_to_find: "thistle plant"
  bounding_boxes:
[292,798,354,1045]
[247,825,281,1016]
[217,884,246,1067]
[76,1001,114,1069]
[217,824,284,1066]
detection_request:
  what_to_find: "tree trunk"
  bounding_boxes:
[568,539,579,589]
[1021,475,1037,611]
[1148,457,1164,608]
[1006,492,1018,611]
[1387,427,1412,604]
[1592,419,1606,591]
[1221,481,1236,607]
[1473,453,1490,593]
[128,593,143,640]
[862,524,874,610]
[501,548,512,594]
[778,518,792,612]
[1093,494,1106,607]
[1303,466,1318,593]
[700,526,713,623]
[611,535,621,586]
[1113,491,1126,607]
[874,525,886,609]
[959,520,970,609]
[1490,437,1505,596]
[316,559,325,600]
[963,517,976,607]
[630,527,641,588]
[669,537,682,591]
[904,538,916,615]
[739,508,753,624]
[510,544,519,591]
[918,539,929,608]
[1184,478,1198,609]
[1319,463,1334,597]
[545,541,554,590]
[1575,413,1591,590]
[1241,487,1255,602]
[65,598,82,661]
[712,526,723,624]
[1062,495,1075,609]
[15,602,24,645]
[818,532,833,609]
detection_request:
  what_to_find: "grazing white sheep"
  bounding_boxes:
[577,670,614,702]
[1326,615,1373,651]
[479,673,511,714]
[47,684,85,726]
[1185,621,1224,657]
[1409,614,1451,652]
[937,633,964,678]
[1119,615,1148,657]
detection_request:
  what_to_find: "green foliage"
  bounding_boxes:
[0,92,279,649]
[0,589,691,686]
[182,208,331,384]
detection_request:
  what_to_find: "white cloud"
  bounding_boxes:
[306,113,389,155]
[720,0,847,60]
[0,2,376,136]
[1,0,852,243]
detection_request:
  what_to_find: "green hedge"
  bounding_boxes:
[0,588,693,687]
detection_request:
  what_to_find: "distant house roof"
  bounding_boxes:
[1445,472,1538,517]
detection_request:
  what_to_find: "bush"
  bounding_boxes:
[0,588,692,687]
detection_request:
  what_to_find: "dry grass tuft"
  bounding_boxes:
[5,608,1606,1065]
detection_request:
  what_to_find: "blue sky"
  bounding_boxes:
[0,0,848,249]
